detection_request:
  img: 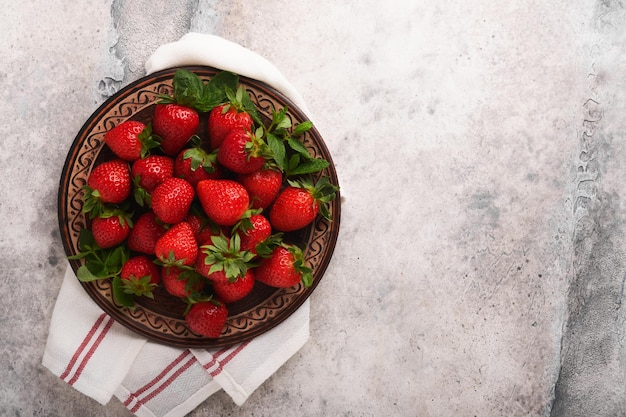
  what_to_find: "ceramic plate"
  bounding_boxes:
[58,66,340,348]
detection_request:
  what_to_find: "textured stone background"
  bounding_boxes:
[2,1,626,416]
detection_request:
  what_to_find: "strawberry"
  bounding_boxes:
[120,255,160,298]
[161,266,204,298]
[83,159,132,216]
[195,234,254,283]
[185,299,228,338]
[196,179,250,226]
[269,177,339,232]
[152,103,200,156]
[151,177,195,224]
[91,212,131,249]
[212,270,255,303]
[237,167,283,210]
[208,101,253,150]
[154,221,198,266]
[131,155,175,194]
[235,212,273,255]
[217,128,270,174]
[174,147,221,187]
[186,210,224,246]
[127,212,166,255]
[254,244,312,288]
[104,121,160,162]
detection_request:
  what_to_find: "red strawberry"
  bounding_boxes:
[84,159,131,213]
[186,212,224,246]
[217,129,268,174]
[127,212,166,255]
[254,244,312,288]
[269,177,339,232]
[152,103,199,156]
[212,270,255,303]
[161,266,204,298]
[237,167,283,210]
[154,221,198,266]
[91,213,131,249]
[131,155,174,193]
[196,179,250,226]
[236,213,272,255]
[208,102,253,150]
[185,299,228,338]
[120,255,160,298]
[104,121,160,162]
[151,177,195,224]
[174,147,222,187]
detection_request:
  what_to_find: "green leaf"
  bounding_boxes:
[77,228,96,249]
[266,133,286,171]
[76,265,103,282]
[292,121,313,137]
[286,137,312,159]
[112,275,136,308]
[197,71,239,112]
[288,158,330,176]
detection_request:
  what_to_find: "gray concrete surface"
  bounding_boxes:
[2,0,626,416]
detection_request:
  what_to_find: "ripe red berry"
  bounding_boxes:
[185,300,228,338]
[151,177,195,225]
[152,103,199,156]
[127,212,167,255]
[91,215,130,249]
[154,221,198,266]
[196,179,250,226]
[208,103,253,150]
[237,168,283,210]
[86,159,131,205]
[131,155,174,193]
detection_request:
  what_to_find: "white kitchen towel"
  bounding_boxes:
[43,33,313,417]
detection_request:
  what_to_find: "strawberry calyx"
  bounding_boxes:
[254,233,284,258]
[200,234,256,282]
[182,291,224,316]
[97,204,134,227]
[223,85,262,126]
[155,249,192,269]
[121,274,158,299]
[287,176,339,221]
[138,123,162,159]
[244,127,275,161]
[230,208,263,234]
[132,174,151,207]
[182,142,218,174]
[283,242,313,288]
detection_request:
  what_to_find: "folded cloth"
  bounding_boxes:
[43,33,312,417]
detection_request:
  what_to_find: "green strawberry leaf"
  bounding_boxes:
[112,275,136,308]
[138,123,161,158]
[266,133,286,171]
[75,265,101,282]
[69,229,129,281]
[286,157,330,177]
[285,137,311,159]
[292,121,313,137]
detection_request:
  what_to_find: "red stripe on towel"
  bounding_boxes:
[129,354,197,413]
[123,350,192,407]
[208,341,250,377]
[67,315,114,386]
[59,313,109,381]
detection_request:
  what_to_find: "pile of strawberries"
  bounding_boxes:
[70,69,338,338]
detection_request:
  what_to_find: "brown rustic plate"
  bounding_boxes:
[58,66,340,348]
